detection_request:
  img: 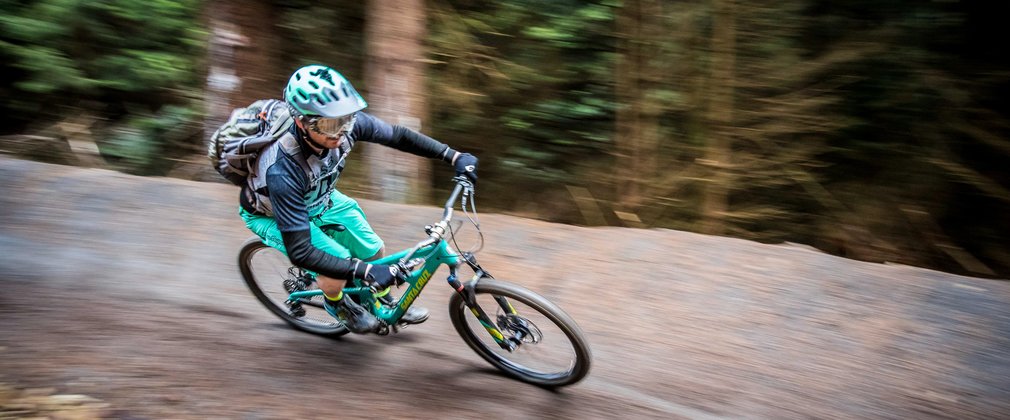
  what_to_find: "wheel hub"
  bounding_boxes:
[497,312,543,345]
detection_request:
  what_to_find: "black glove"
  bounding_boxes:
[360,263,404,289]
[453,152,479,182]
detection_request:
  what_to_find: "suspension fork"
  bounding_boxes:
[447,266,520,351]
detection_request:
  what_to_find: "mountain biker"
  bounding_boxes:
[238,64,478,334]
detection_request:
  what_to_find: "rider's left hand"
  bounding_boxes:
[362,263,404,289]
[453,152,478,183]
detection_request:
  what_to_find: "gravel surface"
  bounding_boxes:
[1,156,1008,419]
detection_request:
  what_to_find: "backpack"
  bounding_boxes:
[208,99,295,186]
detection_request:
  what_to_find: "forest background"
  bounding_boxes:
[1,0,1007,278]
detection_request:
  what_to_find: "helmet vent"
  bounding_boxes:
[285,65,366,115]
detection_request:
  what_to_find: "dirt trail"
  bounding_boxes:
[0,156,1008,419]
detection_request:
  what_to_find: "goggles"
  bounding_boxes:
[305,113,356,138]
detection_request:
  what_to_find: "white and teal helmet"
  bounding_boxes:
[283,65,367,118]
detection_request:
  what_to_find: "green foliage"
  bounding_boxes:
[100,105,199,174]
[0,0,1003,276]
[425,0,1008,276]
[840,2,1006,274]
[428,0,617,210]
[0,0,206,173]
[271,0,367,85]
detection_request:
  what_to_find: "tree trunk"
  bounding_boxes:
[615,1,642,212]
[204,0,283,138]
[615,0,662,216]
[363,0,430,204]
[700,0,736,235]
[204,4,247,144]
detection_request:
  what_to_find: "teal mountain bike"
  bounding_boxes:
[238,178,592,387]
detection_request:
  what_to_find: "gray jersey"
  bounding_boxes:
[242,111,453,233]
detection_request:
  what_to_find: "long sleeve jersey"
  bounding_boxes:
[241,111,455,280]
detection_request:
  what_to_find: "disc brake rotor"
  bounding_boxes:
[497,309,543,344]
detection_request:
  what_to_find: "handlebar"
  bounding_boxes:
[398,177,476,266]
[440,177,474,222]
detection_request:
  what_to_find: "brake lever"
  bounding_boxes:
[394,262,410,286]
[453,176,474,192]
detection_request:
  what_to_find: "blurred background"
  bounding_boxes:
[1,0,1007,278]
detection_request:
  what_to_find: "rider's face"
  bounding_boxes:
[307,126,343,149]
[297,118,345,150]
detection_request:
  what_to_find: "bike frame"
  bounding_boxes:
[288,240,460,324]
[286,179,520,349]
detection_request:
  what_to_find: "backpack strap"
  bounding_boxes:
[262,100,295,137]
[259,100,280,122]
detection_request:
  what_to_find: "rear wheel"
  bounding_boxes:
[238,237,348,336]
[448,279,592,387]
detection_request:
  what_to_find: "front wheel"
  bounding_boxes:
[448,279,592,387]
[238,237,348,336]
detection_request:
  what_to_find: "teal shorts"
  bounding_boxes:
[241,190,384,260]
